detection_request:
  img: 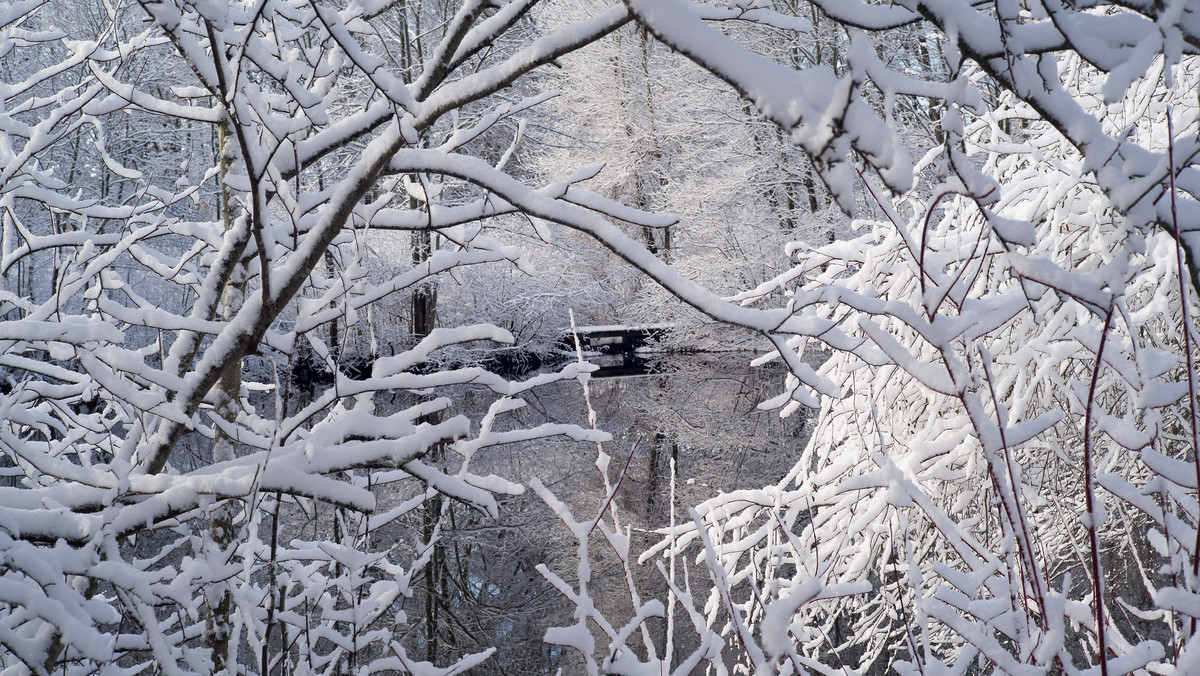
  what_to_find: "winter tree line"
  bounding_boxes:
[2,0,1199,673]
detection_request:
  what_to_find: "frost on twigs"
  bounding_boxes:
[8,0,1200,672]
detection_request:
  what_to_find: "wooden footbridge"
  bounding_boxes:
[562,323,671,355]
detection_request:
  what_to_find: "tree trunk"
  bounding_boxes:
[205,116,243,673]
[411,219,437,337]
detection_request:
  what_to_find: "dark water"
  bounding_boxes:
[150,350,816,673]
[382,352,812,673]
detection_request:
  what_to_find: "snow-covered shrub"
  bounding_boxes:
[623,4,1200,670]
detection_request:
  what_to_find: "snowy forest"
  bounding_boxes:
[3,0,1200,673]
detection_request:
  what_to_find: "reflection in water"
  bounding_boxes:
[257,352,811,673]
[568,353,807,522]
[425,352,811,673]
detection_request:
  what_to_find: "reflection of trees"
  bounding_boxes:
[586,356,808,524]
[418,354,810,671]
[200,355,804,673]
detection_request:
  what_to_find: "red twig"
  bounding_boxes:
[588,437,640,537]
[1083,303,1114,676]
[979,347,1050,636]
[1167,117,1200,624]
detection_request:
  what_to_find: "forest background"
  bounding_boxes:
[2,0,1200,674]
